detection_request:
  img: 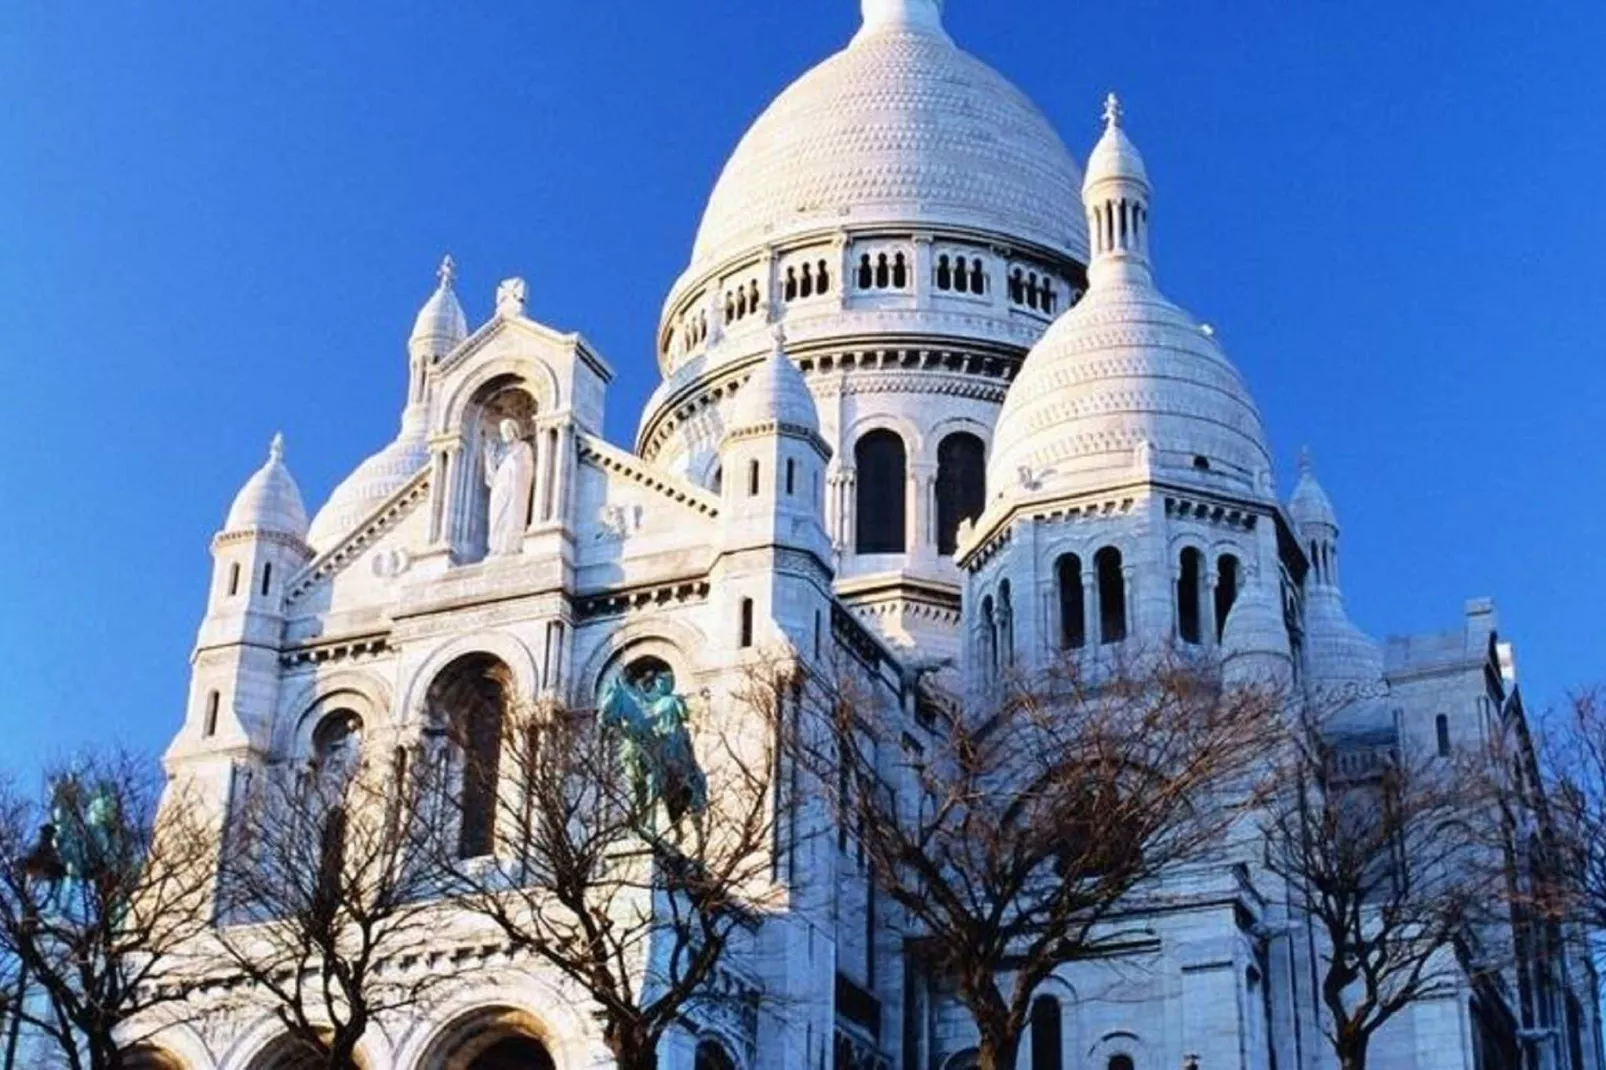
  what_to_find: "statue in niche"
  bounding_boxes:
[482,418,535,556]
[599,667,708,830]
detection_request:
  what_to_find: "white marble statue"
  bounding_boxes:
[483,418,535,556]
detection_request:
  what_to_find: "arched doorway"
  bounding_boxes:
[417,1006,559,1070]
[121,1047,185,1070]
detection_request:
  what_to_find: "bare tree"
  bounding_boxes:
[434,674,786,1070]
[1540,688,1606,947]
[214,715,445,1070]
[0,749,216,1070]
[798,651,1279,1070]
[1261,709,1498,1070]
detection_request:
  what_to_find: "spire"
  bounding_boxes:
[269,431,285,463]
[857,0,948,41]
[1083,92,1154,289]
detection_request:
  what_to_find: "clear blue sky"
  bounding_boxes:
[1,1,1601,773]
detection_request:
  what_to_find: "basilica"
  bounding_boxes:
[144,1,1598,1068]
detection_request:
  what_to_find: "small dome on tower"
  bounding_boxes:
[410,255,468,355]
[1220,575,1290,662]
[989,96,1270,499]
[1287,449,1338,532]
[224,433,309,538]
[725,328,821,437]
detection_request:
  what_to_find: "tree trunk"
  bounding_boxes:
[1337,1039,1368,1070]
[606,1027,659,1070]
[976,1031,1023,1070]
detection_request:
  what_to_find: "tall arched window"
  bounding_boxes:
[1177,547,1204,644]
[936,432,986,555]
[998,580,1015,668]
[227,562,241,597]
[1096,547,1127,644]
[1057,555,1085,650]
[1215,554,1241,640]
[980,595,998,680]
[310,711,362,913]
[428,654,512,860]
[855,430,907,554]
[1436,714,1452,757]
[1030,996,1063,1070]
[260,562,273,597]
[204,690,221,738]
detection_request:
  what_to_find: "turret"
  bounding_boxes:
[177,434,312,760]
[1286,450,1383,694]
[1220,566,1293,689]
[408,254,468,406]
[713,328,834,653]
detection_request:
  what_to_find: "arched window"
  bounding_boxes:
[1109,1056,1135,1070]
[875,253,890,289]
[1177,547,1204,644]
[1436,714,1451,757]
[204,690,220,738]
[998,580,1015,668]
[935,432,986,556]
[784,267,798,301]
[937,254,953,291]
[749,280,760,314]
[1042,280,1057,314]
[427,655,512,860]
[695,1039,737,1070]
[740,599,755,648]
[310,711,362,909]
[892,252,908,289]
[227,562,241,597]
[260,562,273,597]
[1057,555,1085,649]
[1031,996,1063,1070]
[816,259,831,293]
[1010,268,1025,304]
[800,263,813,298]
[980,595,998,679]
[748,459,760,497]
[1215,554,1240,640]
[858,254,874,290]
[785,458,796,496]
[1096,547,1127,644]
[969,258,986,294]
[855,430,907,554]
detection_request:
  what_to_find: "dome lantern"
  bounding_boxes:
[1084,93,1154,290]
[857,0,947,40]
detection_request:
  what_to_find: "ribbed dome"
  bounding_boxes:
[1288,451,1338,532]
[688,12,1086,269]
[410,255,468,356]
[989,99,1269,498]
[225,434,309,538]
[307,420,429,549]
[726,330,821,436]
[988,281,1271,496]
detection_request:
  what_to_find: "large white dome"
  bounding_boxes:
[687,9,1087,270]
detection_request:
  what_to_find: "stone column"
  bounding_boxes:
[907,462,933,563]
[913,233,934,310]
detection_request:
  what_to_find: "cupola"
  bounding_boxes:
[410,255,468,362]
[224,433,309,539]
[725,328,823,441]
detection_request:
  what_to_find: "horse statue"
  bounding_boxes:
[598,669,709,829]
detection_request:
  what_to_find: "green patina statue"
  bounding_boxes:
[599,668,709,828]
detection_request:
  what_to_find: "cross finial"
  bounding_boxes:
[270,432,286,462]
[436,254,456,290]
[1103,92,1123,128]
[1299,445,1313,475]
[771,322,788,353]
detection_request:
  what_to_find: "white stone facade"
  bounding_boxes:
[147,2,1599,1068]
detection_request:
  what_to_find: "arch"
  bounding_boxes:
[936,254,953,291]
[280,669,393,759]
[425,653,515,860]
[410,1005,559,1070]
[1095,547,1127,644]
[969,258,986,294]
[1030,994,1063,1070]
[238,1028,383,1070]
[1056,554,1086,650]
[936,431,986,556]
[1087,1029,1150,1070]
[855,429,908,554]
[1214,553,1241,640]
[436,353,560,441]
[1436,713,1452,757]
[401,633,540,729]
[1177,546,1204,645]
[574,623,703,711]
[695,1036,739,1070]
[122,1046,187,1070]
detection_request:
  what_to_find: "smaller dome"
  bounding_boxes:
[1303,590,1385,690]
[307,424,429,549]
[1288,449,1338,532]
[411,255,468,354]
[1085,94,1149,190]
[725,328,820,437]
[225,434,309,538]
